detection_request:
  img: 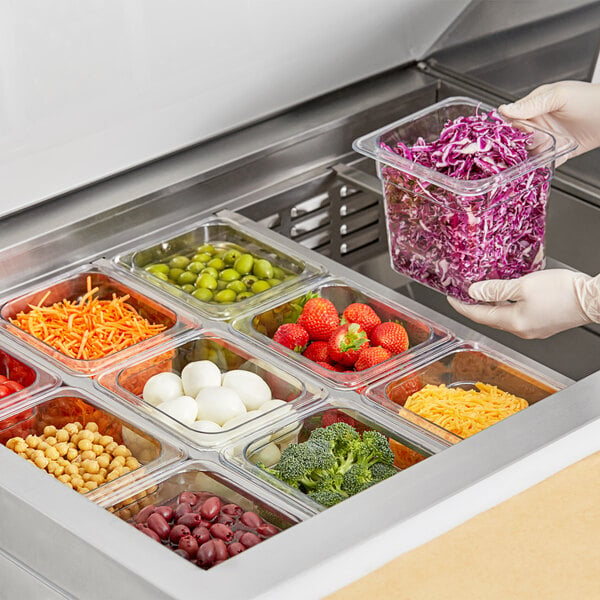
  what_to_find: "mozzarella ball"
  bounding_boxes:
[195,386,246,426]
[257,398,287,413]
[222,410,261,431]
[142,372,184,406]
[190,420,222,433]
[156,395,198,426]
[248,441,281,467]
[181,360,221,398]
[221,370,271,411]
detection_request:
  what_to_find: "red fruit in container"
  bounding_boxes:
[297,298,340,341]
[210,523,234,542]
[0,384,12,399]
[192,526,211,545]
[369,322,409,354]
[327,323,370,366]
[221,503,243,516]
[139,526,162,543]
[239,531,262,548]
[342,303,381,335]
[212,538,228,561]
[178,491,198,506]
[315,361,340,371]
[216,513,236,527]
[321,409,356,428]
[178,535,199,558]
[200,496,221,521]
[177,513,203,529]
[147,513,170,540]
[240,511,263,529]
[228,542,246,556]
[0,375,7,384]
[174,502,192,520]
[169,524,191,545]
[4,381,24,393]
[354,346,393,371]
[302,341,330,363]
[256,523,279,537]
[197,540,217,568]
[273,323,309,352]
[134,504,156,524]
[155,505,174,522]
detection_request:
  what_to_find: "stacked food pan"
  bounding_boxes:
[0,209,571,592]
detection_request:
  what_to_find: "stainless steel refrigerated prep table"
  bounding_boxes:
[1,4,600,599]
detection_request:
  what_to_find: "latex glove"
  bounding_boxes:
[499,81,600,166]
[447,269,600,339]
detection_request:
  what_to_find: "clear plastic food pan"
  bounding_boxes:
[363,342,570,444]
[353,97,576,302]
[113,214,324,321]
[0,386,184,501]
[105,459,303,570]
[0,331,61,410]
[96,328,324,448]
[233,276,453,390]
[0,264,187,377]
[225,398,435,513]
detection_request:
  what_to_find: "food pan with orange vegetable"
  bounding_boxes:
[232,276,453,390]
[0,386,184,500]
[362,342,572,444]
[224,398,444,512]
[0,265,188,376]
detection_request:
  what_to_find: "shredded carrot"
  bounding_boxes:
[10,279,167,360]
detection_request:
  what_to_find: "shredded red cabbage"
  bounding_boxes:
[380,110,550,302]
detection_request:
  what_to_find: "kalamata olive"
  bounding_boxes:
[216,513,236,527]
[239,532,262,548]
[256,523,279,537]
[233,529,245,543]
[199,519,212,528]
[134,504,156,524]
[169,524,191,545]
[177,513,203,529]
[212,538,228,561]
[196,540,216,568]
[155,505,174,522]
[240,511,263,529]
[200,496,221,521]
[221,503,243,516]
[228,542,245,556]
[178,491,198,506]
[174,502,192,520]
[178,535,199,558]
[139,526,162,543]
[147,513,171,540]
[173,549,190,559]
[210,523,234,542]
[191,526,210,545]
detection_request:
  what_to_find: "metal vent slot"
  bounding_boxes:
[340,206,380,236]
[257,213,281,229]
[340,191,379,217]
[290,192,330,219]
[290,210,331,238]
[340,227,382,255]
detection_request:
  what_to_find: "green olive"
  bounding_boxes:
[196,273,218,290]
[253,259,273,280]
[236,291,255,302]
[241,274,258,288]
[153,272,169,281]
[145,263,170,275]
[223,249,242,265]
[226,280,246,294]
[234,254,254,275]
[169,268,185,281]
[200,267,219,278]
[195,244,215,254]
[169,255,190,269]
[192,252,212,263]
[186,261,205,274]
[216,280,228,290]
[214,289,236,303]
[272,266,286,279]
[251,280,271,294]
[177,271,197,285]
[219,268,241,282]
[192,288,213,302]
[207,257,225,271]
[181,284,196,294]
[267,278,282,287]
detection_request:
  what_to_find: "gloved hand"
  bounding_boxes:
[499,81,600,166]
[447,269,600,339]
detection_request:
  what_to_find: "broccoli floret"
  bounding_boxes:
[356,430,395,467]
[341,463,373,496]
[273,439,335,490]
[369,462,397,482]
[309,421,360,456]
[307,489,347,507]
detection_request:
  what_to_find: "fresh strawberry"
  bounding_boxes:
[297,298,340,341]
[302,341,330,363]
[327,323,370,366]
[315,361,345,372]
[321,409,356,428]
[354,346,393,371]
[273,323,309,352]
[342,303,381,335]
[369,322,409,354]
[389,375,422,405]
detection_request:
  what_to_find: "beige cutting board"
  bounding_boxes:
[327,451,600,600]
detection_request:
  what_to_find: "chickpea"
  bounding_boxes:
[92,431,101,444]
[73,422,83,432]
[87,473,104,484]
[97,454,111,469]
[25,435,40,448]
[112,445,131,458]
[45,436,57,446]
[84,481,98,491]
[47,460,59,474]
[106,469,121,481]
[80,450,96,461]
[78,430,94,442]
[66,448,78,461]
[71,476,84,489]
[92,444,104,456]
[63,423,78,436]
[85,422,99,433]
[43,425,57,437]
[65,464,78,476]
[37,441,49,452]
[119,508,132,521]
[57,474,71,484]
[109,456,126,470]
[98,435,113,447]
[99,468,107,478]
[45,447,60,461]
[55,429,69,443]
[58,458,69,467]
[55,442,69,457]
[14,441,28,454]
[55,465,65,477]
[120,467,131,475]
[34,455,49,469]
[83,460,100,474]
[78,439,92,452]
